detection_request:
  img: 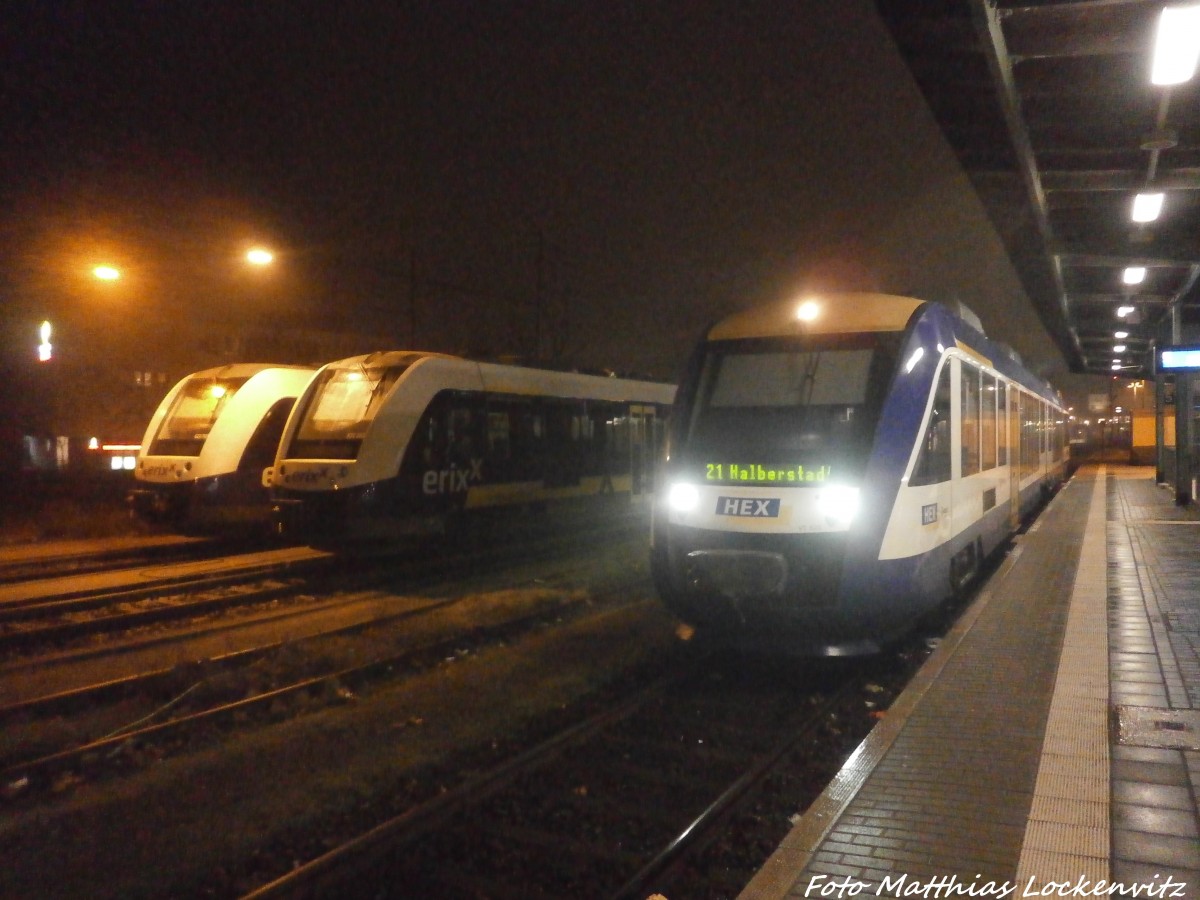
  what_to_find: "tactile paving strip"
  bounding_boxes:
[1015,471,1111,890]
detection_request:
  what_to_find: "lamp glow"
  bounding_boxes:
[93,265,120,281]
[1151,5,1200,86]
[817,485,860,525]
[1132,192,1165,223]
[667,482,700,513]
[1123,266,1146,285]
[246,247,274,266]
[37,320,52,362]
[1115,331,1129,339]
[1114,344,1127,353]
[796,300,820,322]
[1117,306,1135,318]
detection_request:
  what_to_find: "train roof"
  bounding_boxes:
[322,351,676,404]
[703,293,1063,408]
[184,363,317,379]
[707,293,926,341]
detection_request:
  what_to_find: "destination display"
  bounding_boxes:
[1159,346,1200,372]
[704,463,831,483]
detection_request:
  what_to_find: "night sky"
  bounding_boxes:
[1,1,1067,383]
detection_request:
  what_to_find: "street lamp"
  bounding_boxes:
[37,320,52,361]
[245,247,274,266]
[92,264,121,281]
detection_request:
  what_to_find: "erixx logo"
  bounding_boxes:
[422,458,484,495]
[716,496,781,518]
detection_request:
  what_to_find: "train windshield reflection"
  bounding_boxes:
[685,345,882,459]
[289,364,410,459]
[149,377,250,456]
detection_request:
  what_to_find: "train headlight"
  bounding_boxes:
[817,485,860,525]
[666,482,700,513]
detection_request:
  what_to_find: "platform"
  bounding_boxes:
[740,464,1200,900]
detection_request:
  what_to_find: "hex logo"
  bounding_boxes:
[716,497,781,518]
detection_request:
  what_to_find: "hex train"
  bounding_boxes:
[651,292,1066,655]
[129,364,316,531]
[264,352,676,539]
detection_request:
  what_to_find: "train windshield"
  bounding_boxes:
[682,337,899,474]
[287,364,410,459]
[148,377,250,456]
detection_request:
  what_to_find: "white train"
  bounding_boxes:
[129,364,317,531]
[651,292,1067,655]
[263,352,676,540]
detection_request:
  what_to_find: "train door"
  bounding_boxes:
[1008,384,1021,529]
[948,357,981,590]
[909,358,954,558]
[629,405,657,497]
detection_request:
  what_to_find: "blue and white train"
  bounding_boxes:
[263,352,676,540]
[650,292,1066,655]
[129,364,317,531]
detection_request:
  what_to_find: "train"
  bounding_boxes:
[263,351,676,539]
[650,292,1067,656]
[128,364,317,531]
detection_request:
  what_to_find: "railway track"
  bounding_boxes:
[0,534,236,584]
[0,509,640,658]
[238,652,910,900]
[0,511,658,800]
[1,582,649,801]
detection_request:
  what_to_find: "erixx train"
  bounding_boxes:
[129,364,317,531]
[651,292,1067,655]
[263,352,676,539]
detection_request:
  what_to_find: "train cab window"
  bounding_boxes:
[910,362,952,486]
[961,362,981,477]
[982,373,997,471]
[149,376,250,456]
[684,345,879,458]
[290,364,408,459]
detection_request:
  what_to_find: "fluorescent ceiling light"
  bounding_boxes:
[1111,362,1122,370]
[1117,306,1136,317]
[1114,344,1127,353]
[1152,5,1200,86]
[1115,331,1129,339]
[1132,192,1165,223]
[1123,266,1147,285]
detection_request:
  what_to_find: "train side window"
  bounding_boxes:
[487,411,511,462]
[997,381,1008,466]
[961,363,981,477]
[239,398,296,472]
[1021,392,1037,477]
[608,413,632,475]
[982,373,997,471]
[447,406,477,467]
[910,362,952,486]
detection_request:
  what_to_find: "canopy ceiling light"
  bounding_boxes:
[1151,4,1200,86]
[1132,192,1165,223]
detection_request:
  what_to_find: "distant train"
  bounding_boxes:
[651,292,1067,655]
[263,352,676,539]
[128,364,317,531]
